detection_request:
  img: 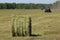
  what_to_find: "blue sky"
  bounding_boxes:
[0,0,57,4]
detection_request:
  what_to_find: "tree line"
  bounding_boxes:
[0,3,53,9]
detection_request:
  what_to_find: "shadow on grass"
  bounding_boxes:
[30,34,42,37]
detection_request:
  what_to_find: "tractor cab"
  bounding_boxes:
[44,7,52,13]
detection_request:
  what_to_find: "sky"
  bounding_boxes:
[0,0,57,4]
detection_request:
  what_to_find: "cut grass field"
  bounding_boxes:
[0,9,60,40]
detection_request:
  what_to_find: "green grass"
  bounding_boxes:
[0,9,60,40]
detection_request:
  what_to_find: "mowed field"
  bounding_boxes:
[0,9,60,40]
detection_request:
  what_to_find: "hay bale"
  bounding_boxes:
[12,15,32,36]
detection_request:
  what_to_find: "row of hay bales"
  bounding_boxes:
[12,15,32,37]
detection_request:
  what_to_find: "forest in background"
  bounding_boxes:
[0,3,53,9]
[0,1,60,9]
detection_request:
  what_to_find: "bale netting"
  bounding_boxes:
[12,15,32,37]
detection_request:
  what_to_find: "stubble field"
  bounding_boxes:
[0,9,60,40]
